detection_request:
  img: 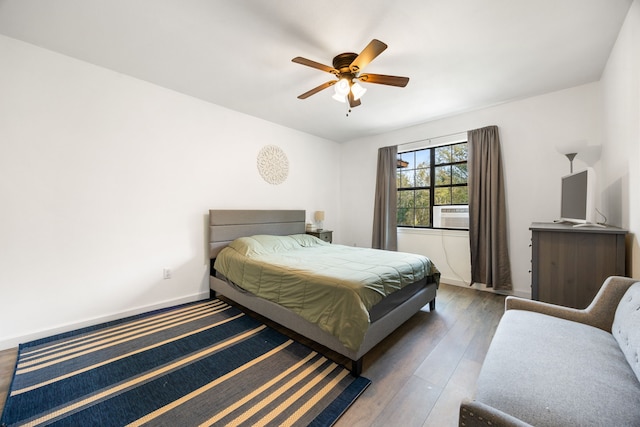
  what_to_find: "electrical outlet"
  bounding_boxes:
[163,268,172,279]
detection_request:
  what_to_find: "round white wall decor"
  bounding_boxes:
[257,145,289,185]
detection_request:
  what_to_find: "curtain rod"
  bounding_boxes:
[397,130,467,148]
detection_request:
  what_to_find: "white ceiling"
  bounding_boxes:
[0,0,632,142]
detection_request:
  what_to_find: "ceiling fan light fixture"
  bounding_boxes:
[334,78,350,96]
[332,93,346,103]
[351,82,367,100]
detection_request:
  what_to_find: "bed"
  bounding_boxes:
[208,209,440,376]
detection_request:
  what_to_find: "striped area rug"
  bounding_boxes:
[1,299,370,426]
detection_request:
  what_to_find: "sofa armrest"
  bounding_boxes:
[506,276,637,332]
[459,400,533,427]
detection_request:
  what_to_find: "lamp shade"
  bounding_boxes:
[314,211,325,222]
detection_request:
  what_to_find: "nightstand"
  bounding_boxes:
[306,230,332,243]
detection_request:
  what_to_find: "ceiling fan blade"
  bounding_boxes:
[297,80,336,99]
[349,39,387,73]
[292,57,338,74]
[358,73,410,87]
[348,91,361,108]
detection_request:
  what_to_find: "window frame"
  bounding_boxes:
[397,141,469,229]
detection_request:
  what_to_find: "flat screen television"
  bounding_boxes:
[560,167,596,225]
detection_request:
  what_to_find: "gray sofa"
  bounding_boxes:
[459,276,640,426]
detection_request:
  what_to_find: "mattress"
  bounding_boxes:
[213,234,440,351]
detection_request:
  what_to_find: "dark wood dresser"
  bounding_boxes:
[530,222,626,309]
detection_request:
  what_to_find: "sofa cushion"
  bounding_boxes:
[475,310,640,427]
[612,281,640,382]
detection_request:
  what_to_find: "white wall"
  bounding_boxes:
[341,83,603,298]
[0,35,341,349]
[601,0,640,278]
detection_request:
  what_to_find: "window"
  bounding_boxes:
[397,142,468,228]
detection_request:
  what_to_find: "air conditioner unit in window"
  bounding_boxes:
[433,205,469,229]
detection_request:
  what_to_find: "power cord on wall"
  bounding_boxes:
[596,208,608,226]
[440,229,470,286]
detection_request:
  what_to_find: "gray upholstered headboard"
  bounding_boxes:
[208,209,306,258]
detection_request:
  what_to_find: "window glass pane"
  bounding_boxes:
[415,189,430,207]
[415,149,430,167]
[452,186,469,204]
[397,170,414,188]
[397,152,413,169]
[397,208,413,226]
[398,190,414,208]
[435,165,451,185]
[435,146,451,164]
[415,167,430,187]
[415,208,430,227]
[452,164,467,184]
[451,143,467,162]
[435,187,451,205]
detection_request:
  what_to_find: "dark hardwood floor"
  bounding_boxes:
[0,347,18,417]
[334,283,506,427]
[0,283,506,425]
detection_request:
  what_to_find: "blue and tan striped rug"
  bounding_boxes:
[1,299,370,426]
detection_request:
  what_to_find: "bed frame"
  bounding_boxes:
[208,209,438,376]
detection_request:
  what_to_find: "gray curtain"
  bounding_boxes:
[372,145,398,250]
[468,126,512,290]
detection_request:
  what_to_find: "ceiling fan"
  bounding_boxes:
[292,39,409,109]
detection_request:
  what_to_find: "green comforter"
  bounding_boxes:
[213,234,440,351]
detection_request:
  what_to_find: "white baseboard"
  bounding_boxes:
[440,276,530,299]
[0,291,211,351]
